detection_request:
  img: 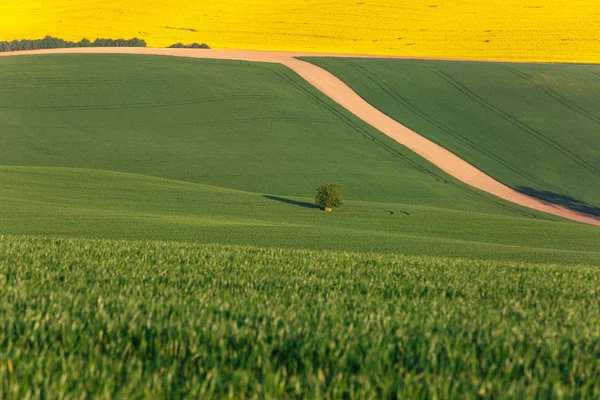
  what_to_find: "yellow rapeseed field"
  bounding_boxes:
[1,0,599,62]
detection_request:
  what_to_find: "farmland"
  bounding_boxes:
[1,1,600,62]
[1,54,599,264]
[3,166,600,265]
[2,235,600,398]
[2,0,600,397]
[307,58,600,216]
[1,11,600,400]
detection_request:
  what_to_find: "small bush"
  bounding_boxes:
[168,42,211,49]
[315,184,343,209]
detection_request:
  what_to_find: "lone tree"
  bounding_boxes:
[315,184,343,211]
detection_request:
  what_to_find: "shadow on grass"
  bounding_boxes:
[516,187,600,216]
[264,195,321,210]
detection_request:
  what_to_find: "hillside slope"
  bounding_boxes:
[1,54,598,263]
[2,166,599,264]
[0,54,526,209]
[307,58,600,216]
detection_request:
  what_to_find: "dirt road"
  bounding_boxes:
[2,47,599,227]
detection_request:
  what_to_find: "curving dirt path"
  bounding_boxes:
[2,47,599,227]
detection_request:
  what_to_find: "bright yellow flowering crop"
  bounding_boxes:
[1,0,599,63]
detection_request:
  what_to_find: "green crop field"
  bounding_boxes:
[306,58,600,216]
[2,166,600,265]
[1,235,600,398]
[1,52,600,399]
[1,54,598,264]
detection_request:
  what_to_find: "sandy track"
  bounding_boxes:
[2,47,599,227]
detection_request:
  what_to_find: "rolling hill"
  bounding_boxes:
[3,3,600,398]
[0,54,599,264]
[2,166,600,265]
[307,58,600,216]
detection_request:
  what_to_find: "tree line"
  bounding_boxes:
[0,36,147,52]
[0,36,212,52]
[168,42,211,49]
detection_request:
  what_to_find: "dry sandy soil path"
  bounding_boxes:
[2,48,599,227]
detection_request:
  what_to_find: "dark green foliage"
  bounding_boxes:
[315,184,343,208]
[168,42,211,49]
[78,38,92,47]
[91,37,147,47]
[0,35,146,52]
[1,235,600,398]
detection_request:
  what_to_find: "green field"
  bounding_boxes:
[2,53,600,399]
[1,54,599,264]
[2,235,600,398]
[306,58,600,216]
[2,166,600,264]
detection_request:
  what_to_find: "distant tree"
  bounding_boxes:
[92,38,109,47]
[168,42,210,49]
[41,36,67,49]
[128,37,146,47]
[0,36,146,52]
[315,184,343,211]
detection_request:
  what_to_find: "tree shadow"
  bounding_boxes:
[263,195,321,210]
[516,187,600,216]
